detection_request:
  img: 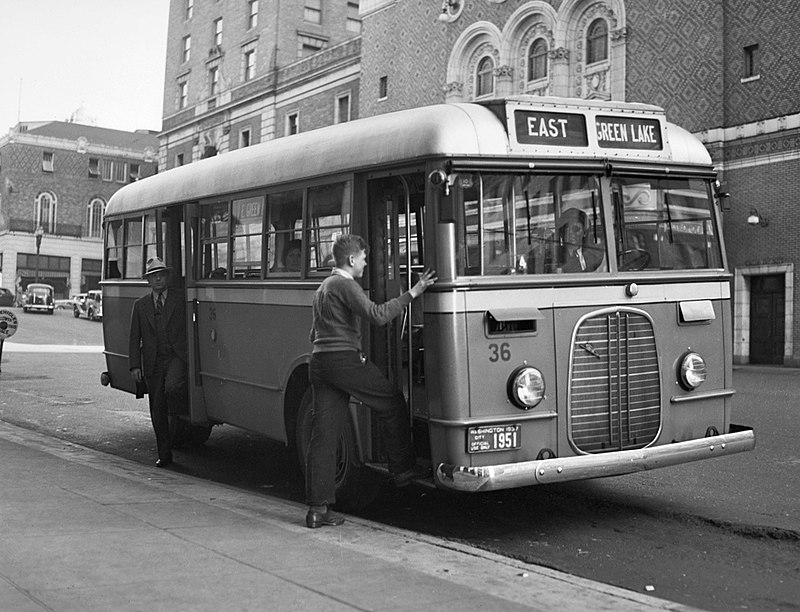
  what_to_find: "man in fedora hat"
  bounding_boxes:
[129,256,188,467]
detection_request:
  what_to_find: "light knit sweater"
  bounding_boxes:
[310,272,413,353]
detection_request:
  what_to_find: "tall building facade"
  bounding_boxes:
[159,0,800,365]
[356,0,799,366]
[160,0,362,169]
[0,122,158,300]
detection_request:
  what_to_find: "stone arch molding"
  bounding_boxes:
[444,0,627,103]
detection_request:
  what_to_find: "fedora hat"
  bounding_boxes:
[144,256,171,277]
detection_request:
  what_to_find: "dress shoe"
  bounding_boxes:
[305,509,345,529]
[393,464,430,487]
[155,457,173,468]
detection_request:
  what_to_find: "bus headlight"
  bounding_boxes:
[507,366,545,409]
[679,352,707,390]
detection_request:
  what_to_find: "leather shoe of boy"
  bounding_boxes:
[306,509,345,529]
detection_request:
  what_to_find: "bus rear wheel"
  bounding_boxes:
[295,388,379,511]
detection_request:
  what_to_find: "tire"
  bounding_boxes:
[73,307,80,318]
[295,387,379,511]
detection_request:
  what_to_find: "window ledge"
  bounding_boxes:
[740,75,761,84]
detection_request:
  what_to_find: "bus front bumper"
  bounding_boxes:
[434,425,755,492]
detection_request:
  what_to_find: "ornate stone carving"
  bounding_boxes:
[495,65,514,77]
[443,81,464,96]
[550,47,569,60]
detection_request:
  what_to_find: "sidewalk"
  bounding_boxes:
[0,421,698,612]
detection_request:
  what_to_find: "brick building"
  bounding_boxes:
[0,121,158,301]
[160,0,362,169]
[159,0,800,365]
[355,0,800,365]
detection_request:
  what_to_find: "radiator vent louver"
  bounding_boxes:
[569,310,661,453]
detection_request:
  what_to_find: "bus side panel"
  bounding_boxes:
[102,283,148,395]
[194,288,313,441]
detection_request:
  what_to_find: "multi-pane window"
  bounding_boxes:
[586,19,608,64]
[266,190,303,276]
[335,94,351,124]
[528,38,548,81]
[346,1,361,33]
[124,217,143,278]
[182,35,191,62]
[304,0,321,24]
[87,198,105,238]
[114,161,127,183]
[185,0,193,20]
[179,81,188,109]
[209,66,219,96]
[213,18,223,46]
[244,50,256,81]
[476,56,495,97]
[105,219,123,278]
[35,192,57,233]
[42,151,54,172]
[199,202,231,278]
[248,0,258,29]
[101,159,113,181]
[744,44,759,79]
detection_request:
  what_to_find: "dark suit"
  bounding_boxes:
[129,289,188,461]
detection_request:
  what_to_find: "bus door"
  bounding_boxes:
[367,173,428,457]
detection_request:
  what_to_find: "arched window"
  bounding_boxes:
[35,192,57,233]
[586,18,608,64]
[528,38,548,81]
[87,198,105,238]
[476,56,495,97]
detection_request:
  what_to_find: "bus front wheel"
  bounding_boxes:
[295,388,379,511]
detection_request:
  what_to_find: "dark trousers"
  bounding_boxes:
[145,356,187,460]
[305,351,414,507]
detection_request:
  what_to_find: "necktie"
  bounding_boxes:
[156,292,164,313]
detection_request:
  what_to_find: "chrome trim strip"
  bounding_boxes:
[434,426,755,492]
[670,388,736,403]
[199,370,281,392]
[428,412,557,427]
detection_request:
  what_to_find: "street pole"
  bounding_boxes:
[34,225,44,283]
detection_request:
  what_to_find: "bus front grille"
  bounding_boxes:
[569,310,661,453]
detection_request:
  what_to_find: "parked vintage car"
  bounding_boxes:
[0,287,14,307]
[22,283,55,314]
[57,293,86,310]
[74,290,103,321]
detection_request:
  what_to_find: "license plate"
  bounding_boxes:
[467,424,521,453]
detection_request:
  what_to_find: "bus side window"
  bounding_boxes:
[266,189,303,277]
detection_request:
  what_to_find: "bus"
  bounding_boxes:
[101,96,755,508]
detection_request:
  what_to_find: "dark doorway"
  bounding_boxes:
[749,274,785,364]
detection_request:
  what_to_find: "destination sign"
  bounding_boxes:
[514,110,588,146]
[595,115,662,150]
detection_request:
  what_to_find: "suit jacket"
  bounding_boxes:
[128,289,188,378]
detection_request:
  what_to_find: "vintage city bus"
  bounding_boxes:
[101,96,755,508]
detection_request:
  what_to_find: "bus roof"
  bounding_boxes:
[105,97,712,217]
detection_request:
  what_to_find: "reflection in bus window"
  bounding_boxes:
[266,189,302,276]
[456,173,605,276]
[232,196,264,278]
[306,181,351,272]
[105,219,123,278]
[199,202,230,279]
[612,177,722,271]
[125,218,143,278]
[144,214,157,272]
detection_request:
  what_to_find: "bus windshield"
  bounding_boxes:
[454,172,721,276]
[612,176,722,271]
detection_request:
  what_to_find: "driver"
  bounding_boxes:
[557,208,604,273]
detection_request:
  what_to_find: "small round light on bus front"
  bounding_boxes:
[507,366,545,409]
[678,352,707,390]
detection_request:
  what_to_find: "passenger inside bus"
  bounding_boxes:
[282,239,302,272]
[556,208,604,273]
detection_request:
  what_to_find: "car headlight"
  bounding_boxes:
[507,366,545,409]
[679,352,707,390]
